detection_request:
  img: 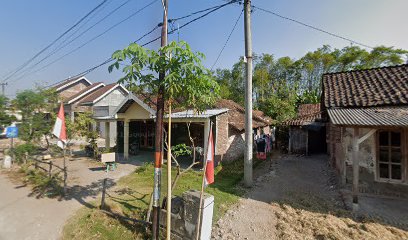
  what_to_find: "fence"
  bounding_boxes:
[27,153,68,195]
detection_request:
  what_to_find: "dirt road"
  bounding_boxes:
[212,154,408,240]
[0,154,149,240]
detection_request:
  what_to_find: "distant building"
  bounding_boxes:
[283,103,325,155]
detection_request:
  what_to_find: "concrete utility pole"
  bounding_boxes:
[152,0,168,239]
[244,0,253,187]
[0,83,7,96]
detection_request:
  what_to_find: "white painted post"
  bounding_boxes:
[124,120,129,160]
[352,127,359,211]
[199,194,214,240]
[203,119,210,158]
[105,122,110,152]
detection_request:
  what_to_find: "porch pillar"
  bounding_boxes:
[352,127,359,211]
[105,122,110,151]
[124,120,130,160]
[204,119,210,157]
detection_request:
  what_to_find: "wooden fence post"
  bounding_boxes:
[100,178,107,210]
[48,161,52,178]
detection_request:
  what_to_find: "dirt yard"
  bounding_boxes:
[0,150,151,240]
[212,154,408,240]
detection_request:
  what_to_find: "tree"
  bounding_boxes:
[0,95,15,127]
[109,41,219,111]
[12,88,58,145]
[215,44,407,123]
[65,112,99,158]
[109,40,220,233]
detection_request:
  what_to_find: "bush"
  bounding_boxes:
[12,143,41,163]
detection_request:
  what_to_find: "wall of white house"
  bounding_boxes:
[94,88,127,113]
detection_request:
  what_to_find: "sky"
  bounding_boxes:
[0,0,407,97]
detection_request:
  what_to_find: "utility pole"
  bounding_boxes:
[0,82,7,96]
[244,0,253,187]
[152,0,168,239]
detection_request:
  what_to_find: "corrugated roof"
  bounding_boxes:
[167,109,229,119]
[328,106,408,127]
[322,64,408,108]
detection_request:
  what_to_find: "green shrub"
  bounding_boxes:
[12,143,40,163]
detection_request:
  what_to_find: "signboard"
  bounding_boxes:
[6,126,18,138]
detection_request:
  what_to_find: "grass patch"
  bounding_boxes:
[63,158,257,240]
[19,164,64,198]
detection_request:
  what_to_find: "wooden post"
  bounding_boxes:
[352,127,359,211]
[101,178,107,210]
[48,161,52,178]
[25,152,28,165]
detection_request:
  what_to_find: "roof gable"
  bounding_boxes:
[323,64,408,108]
[53,76,92,92]
[64,82,105,104]
[79,83,128,105]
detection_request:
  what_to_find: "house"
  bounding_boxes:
[322,64,408,207]
[283,103,325,155]
[52,76,105,121]
[105,94,273,162]
[78,83,129,148]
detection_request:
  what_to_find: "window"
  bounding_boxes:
[378,130,403,181]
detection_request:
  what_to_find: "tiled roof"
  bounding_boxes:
[283,104,321,126]
[322,64,408,108]
[63,82,104,104]
[79,83,117,105]
[328,106,408,127]
[214,99,273,131]
[52,76,89,90]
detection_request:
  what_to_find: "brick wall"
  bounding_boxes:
[215,113,229,163]
[222,126,245,162]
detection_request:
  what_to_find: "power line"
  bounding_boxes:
[1,0,109,83]
[252,5,374,49]
[43,1,237,88]
[219,0,374,49]
[211,9,243,70]
[11,0,158,84]
[14,0,132,80]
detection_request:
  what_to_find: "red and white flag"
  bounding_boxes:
[204,125,214,186]
[52,103,67,149]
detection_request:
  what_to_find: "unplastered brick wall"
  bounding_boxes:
[215,113,229,163]
[222,126,245,162]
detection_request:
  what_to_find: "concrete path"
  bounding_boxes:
[0,153,152,240]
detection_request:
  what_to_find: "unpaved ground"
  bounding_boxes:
[212,154,408,240]
[0,152,151,240]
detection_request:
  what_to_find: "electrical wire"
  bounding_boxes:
[12,0,158,84]
[211,9,243,70]
[41,1,237,88]
[253,5,373,49]
[1,0,109,83]
[14,0,133,79]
